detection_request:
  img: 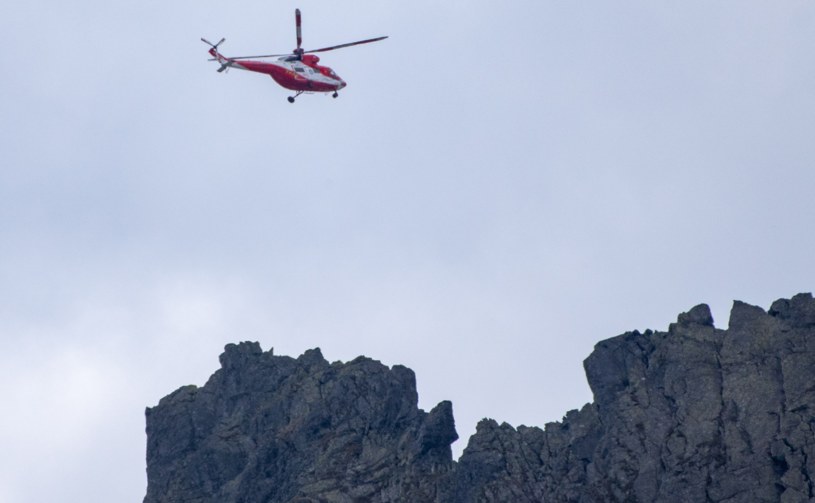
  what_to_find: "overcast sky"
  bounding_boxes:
[2,1,814,501]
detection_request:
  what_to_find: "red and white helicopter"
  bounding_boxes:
[202,9,387,103]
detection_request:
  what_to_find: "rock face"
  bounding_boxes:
[145,293,815,502]
[144,345,457,503]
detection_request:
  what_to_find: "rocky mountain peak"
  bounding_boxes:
[145,293,815,502]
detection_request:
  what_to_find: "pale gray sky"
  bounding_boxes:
[2,1,814,501]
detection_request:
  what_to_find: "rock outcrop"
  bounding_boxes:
[144,345,457,503]
[145,293,815,502]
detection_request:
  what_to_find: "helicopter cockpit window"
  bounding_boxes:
[294,67,305,73]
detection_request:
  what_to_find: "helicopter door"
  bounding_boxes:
[292,63,307,76]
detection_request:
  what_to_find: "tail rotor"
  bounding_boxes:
[201,37,226,51]
[201,37,233,72]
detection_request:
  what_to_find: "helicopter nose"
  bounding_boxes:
[339,80,347,89]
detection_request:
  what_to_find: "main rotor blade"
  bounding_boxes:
[295,8,302,51]
[228,53,291,60]
[305,36,388,54]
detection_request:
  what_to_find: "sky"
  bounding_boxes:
[1,0,814,501]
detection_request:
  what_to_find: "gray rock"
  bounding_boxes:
[145,293,815,502]
[144,342,456,502]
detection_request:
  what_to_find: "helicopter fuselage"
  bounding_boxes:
[209,49,345,93]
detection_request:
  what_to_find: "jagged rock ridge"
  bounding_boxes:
[145,293,815,502]
[144,346,457,502]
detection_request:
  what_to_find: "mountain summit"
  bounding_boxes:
[145,293,815,502]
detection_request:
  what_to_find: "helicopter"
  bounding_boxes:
[201,9,387,103]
